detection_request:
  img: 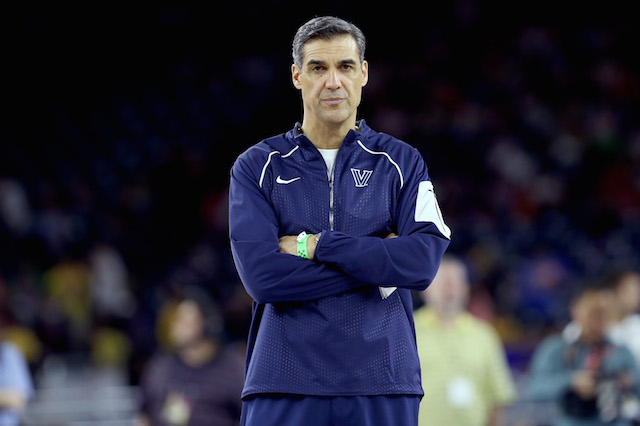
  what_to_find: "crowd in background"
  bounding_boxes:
[2,2,640,418]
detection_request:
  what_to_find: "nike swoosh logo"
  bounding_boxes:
[276,175,301,184]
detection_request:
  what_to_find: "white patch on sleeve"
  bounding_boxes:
[415,181,451,239]
[379,286,397,299]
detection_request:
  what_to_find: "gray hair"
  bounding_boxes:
[292,16,366,69]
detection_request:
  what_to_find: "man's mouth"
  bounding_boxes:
[322,97,344,105]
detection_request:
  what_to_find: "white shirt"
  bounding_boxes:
[317,148,338,179]
[609,313,640,364]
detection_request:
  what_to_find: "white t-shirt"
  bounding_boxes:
[610,314,640,364]
[317,148,338,179]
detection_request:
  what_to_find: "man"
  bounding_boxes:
[527,286,640,425]
[0,310,34,426]
[229,16,451,426]
[137,287,244,426]
[609,271,640,367]
[414,255,516,426]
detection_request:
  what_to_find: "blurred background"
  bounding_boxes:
[2,2,640,424]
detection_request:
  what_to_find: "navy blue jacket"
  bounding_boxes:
[229,120,450,398]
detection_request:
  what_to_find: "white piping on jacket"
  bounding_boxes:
[258,145,299,188]
[355,140,404,189]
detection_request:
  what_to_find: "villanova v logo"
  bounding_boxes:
[351,168,373,187]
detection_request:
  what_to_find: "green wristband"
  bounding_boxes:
[296,231,311,259]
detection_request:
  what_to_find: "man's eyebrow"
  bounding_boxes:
[306,59,327,66]
[305,59,358,67]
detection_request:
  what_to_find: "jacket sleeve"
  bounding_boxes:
[618,345,640,399]
[314,148,450,291]
[229,154,365,304]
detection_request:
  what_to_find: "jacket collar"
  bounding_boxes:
[286,119,371,148]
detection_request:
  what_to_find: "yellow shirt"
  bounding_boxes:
[414,308,516,426]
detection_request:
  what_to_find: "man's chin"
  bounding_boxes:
[318,110,354,127]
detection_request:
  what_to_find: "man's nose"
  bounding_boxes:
[325,71,342,89]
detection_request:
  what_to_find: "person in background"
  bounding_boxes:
[0,313,34,426]
[527,286,640,425]
[137,286,244,426]
[609,271,640,367]
[414,255,516,426]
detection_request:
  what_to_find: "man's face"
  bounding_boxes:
[573,291,615,343]
[616,273,640,315]
[423,261,469,316]
[292,34,368,128]
[171,300,205,349]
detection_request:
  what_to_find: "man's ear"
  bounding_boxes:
[361,60,369,87]
[292,64,302,90]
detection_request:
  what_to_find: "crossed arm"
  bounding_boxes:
[278,233,398,258]
[229,153,449,304]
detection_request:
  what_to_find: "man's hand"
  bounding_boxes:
[279,234,320,259]
[278,235,299,256]
[571,370,597,399]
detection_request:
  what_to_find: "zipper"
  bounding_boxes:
[316,138,347,231]
[328,160,336,230]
